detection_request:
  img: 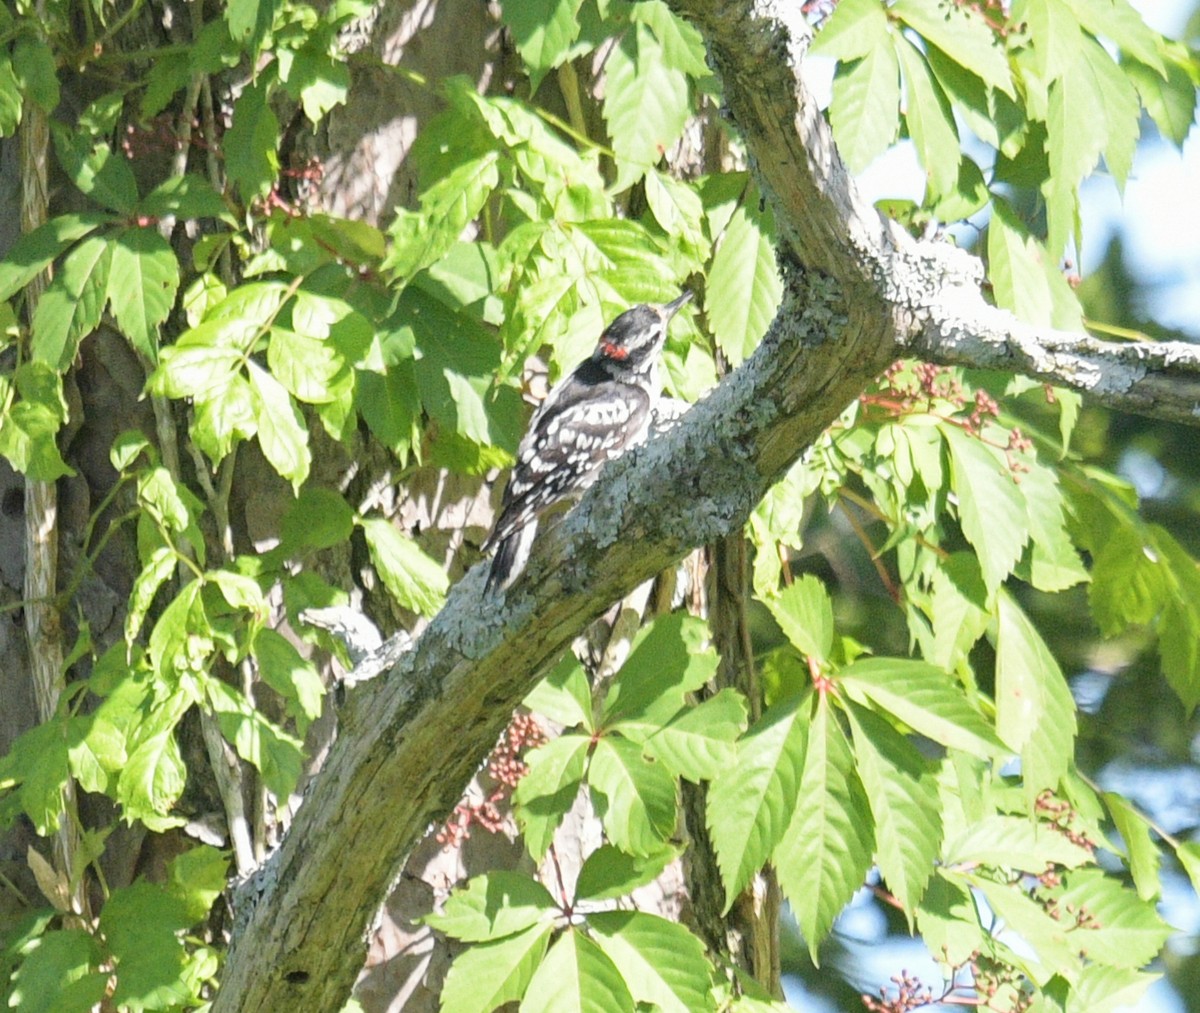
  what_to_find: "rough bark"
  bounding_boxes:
[218,1,1200,1009]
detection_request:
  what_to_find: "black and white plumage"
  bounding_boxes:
[483,292,692,593]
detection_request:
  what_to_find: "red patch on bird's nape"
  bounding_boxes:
[601,342,629,360]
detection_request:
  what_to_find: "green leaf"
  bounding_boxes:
[356,366,418,460]
[357,516,448,617]
[995,591,1076,801]
[601,614,717,727]
[629,2,711,80]
[166,845,229,925]
[51,133,139,213]
[1102,793,1160,902]
[987,200,1082,330]
[1067,965,1159,1013]
[100,881,195,1009]
[809,0,891,61]
[707,693,809,908]
[827,45,901,175]
[514,734,589,860]
[500,0,583,84]
[520,929,635,1013]
[637,688,746,782]
[7,930,102,1013]
[839,657,1005,758]
[253,627,325,729]
[588,736,677,855]
[1177,842,1200,896]
[439,922,552,1013]
[892,0,1013,96]
[944,813,1093,872]
[0,56,21,137]
[603,23,691,192]
[525,653,594,731]
[225,81,280,199]
[107,227,181,362]
[574,843,682,902]
[11,35,59,113]
[762,574,833,660]
[1020,460,1089,593]
[226,0,276,51]
[703,198,782,366]
[966,874,1081,978]
[247,361,311,491]
[0,366,74,480]
[589,911,715,1013]
[384,151,502,280]
[774,695,874,962]
[644,169,709,261]
[281,486,354,551]
[278,38,351,122]
[944,423,1029,595]
[117,722,188,832]
[895,37,961,200]
[0,212,111,302]
[138,174,232,221]
[1124,49,1197,147]
[206,679,304,800]
[31,233,112,370]
[1056,868,1172,968]
[1062,0,1165,74]
[846,702,941,922]
[425,872,557,943]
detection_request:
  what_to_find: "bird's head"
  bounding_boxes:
[594,291,692,371]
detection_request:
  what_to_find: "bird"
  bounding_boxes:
[483,292,693,594]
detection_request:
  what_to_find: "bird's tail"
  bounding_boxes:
[485,520,539,594]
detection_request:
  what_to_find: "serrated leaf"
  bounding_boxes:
[967,874,1082,978]
[51,133,139,214]
[601,613,717,727]
[525,653,593,731]
[574,843,682,902]
[1057,868,1172,968]
[384,151,501,280]
[774,695,874,962]
[1177,842,1200,896]
[247,361,311,491]
[944,814,1093,872]
[1102,793,1160,901]
[514,734,590,859]
[1063,0,1164,74]
[1124,50,1197,147]
[31,233,112,370]
[225,81,279,200]
[809,0,891,61]
[707,693,809,908]
[520,929,634,1013]
[893,0,1013,96]
[438,924,551,1013]
[11,35,59,113]
[117,722,188,832]
[603,23,690,192]
[7,929,102,1012]
[357,516,448,617]
[916,871,986,967]
[944,423,1028,595]
[589,911,715,1013]
[995,592,1076,802]
[166,845,228,925]
[253,627,325,729]
[629,2,710,79]
[500,0,583,83]
[1067,965,1159,1013]
[1020,461,1089,593]
[635,688,746,782]
[846,703,940,922]
[588,736,677,855]
[138,174,232,221]
[896,37,961,200]
[762,574,833,660]
[703,199,782,366]
[107,227,180,362]
[0,212,111,302]
[839,657,1005,758]
[207,679,303,800]
[988,200,1057,327]
[827,44,901,175]
[426,872,557,943]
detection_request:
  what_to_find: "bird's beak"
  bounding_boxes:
[661,290,693,320]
